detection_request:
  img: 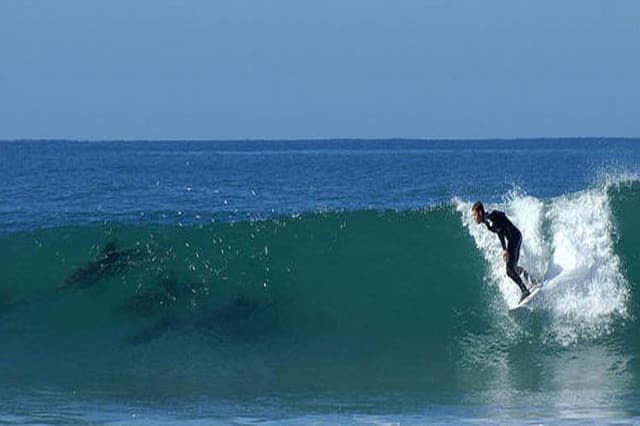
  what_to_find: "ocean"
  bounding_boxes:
[1,139,639,424]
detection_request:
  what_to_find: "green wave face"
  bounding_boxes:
[1,207,486,333]
[610,181,640,344]
[1,183,639,400]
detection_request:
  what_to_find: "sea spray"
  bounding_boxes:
[544,188,628,344]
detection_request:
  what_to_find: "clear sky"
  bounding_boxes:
[1,1,639,140]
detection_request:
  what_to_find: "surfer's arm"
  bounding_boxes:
[498,233,507,251]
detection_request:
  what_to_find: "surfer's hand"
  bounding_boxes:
[502,250,509,261]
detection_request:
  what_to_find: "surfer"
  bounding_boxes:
[471,201,532,302]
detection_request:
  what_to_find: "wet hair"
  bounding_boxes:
[472,201,484,214]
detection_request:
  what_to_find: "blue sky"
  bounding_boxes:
[1,1,639,139]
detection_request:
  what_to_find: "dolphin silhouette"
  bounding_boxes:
[61,240,143,288]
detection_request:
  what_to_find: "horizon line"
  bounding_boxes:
[0,136,638,143]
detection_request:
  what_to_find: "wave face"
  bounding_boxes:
[1,181,639,399]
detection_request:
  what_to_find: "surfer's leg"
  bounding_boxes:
[516,265,528,283]
[509,235,538,288]
[516,266,538,287]
[506,237,530,300]
[506,262,529,294]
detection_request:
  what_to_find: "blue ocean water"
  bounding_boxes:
[1,138,640,424]
[1,139,637,232]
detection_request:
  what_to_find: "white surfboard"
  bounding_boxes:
[509,284,542,311]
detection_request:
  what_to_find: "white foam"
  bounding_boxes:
[543,188,628,344]
[455,184,629,345]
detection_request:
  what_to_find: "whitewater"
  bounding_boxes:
[457,179,631,345]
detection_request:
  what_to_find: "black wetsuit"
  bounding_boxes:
[483,210,529,294]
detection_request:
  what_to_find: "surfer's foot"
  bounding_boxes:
[519,290,531,303]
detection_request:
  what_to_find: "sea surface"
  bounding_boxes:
[1,139,640,424]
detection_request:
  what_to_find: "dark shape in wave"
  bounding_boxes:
[117,272,198,317]
[124,315,177,346]
[60,240,143,288]
[124,295,266,345]
[194,295,267,339]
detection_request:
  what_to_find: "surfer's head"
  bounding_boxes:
[471,201,484,224]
